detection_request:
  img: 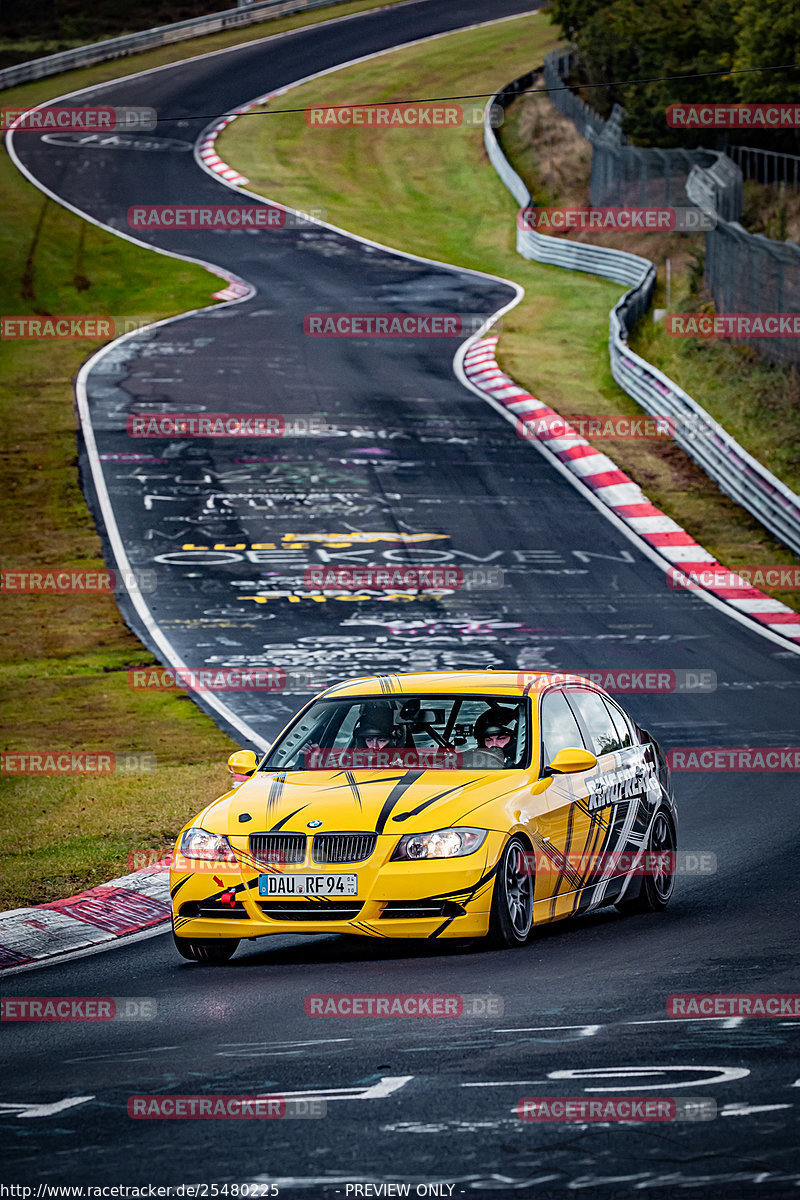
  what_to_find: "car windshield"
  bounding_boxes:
[262,694,529,771]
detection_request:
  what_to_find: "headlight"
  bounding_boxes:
[178,827,236,862]
[391,827,487,861]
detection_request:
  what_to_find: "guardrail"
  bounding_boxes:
[484,68,800,558]
[0,0,351,91]
[729,144,800,193]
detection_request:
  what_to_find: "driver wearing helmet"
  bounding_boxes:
[461,708,516,769]
[348,708,406,767]
[352,708,398,751]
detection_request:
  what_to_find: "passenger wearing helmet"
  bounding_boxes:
[461,708,516,769]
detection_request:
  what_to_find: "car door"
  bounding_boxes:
[532,687,601,920]
[566,688,652,908]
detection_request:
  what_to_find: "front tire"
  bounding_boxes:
[173,932,240,964]
[616,810,676,914]
[488,837,534,947]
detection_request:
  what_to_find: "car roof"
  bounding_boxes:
[319,670,603,699]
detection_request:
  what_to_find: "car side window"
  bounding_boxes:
[540,690,586,765]
[602,697,634,749]
[568,689,625,756]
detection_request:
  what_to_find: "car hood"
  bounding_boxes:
[202,768,527,838]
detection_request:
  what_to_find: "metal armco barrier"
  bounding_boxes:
[484,71,800,558]
[0,0,352,90]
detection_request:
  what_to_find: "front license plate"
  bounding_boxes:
[259,873,358,897]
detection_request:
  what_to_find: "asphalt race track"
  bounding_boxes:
[4,0,800,1194]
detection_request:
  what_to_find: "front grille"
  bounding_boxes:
[258,900,363,921]
[249,833,306,865]
[312,832,377,864]
[380,900,465,920]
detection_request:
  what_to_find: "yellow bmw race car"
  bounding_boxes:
[170,671,678,963]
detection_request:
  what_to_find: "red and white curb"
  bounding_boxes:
[194,111,254,301]
[209,271,253,302]
[198,110,250,187]
[196,98,295,302]
[0,867,170,973]
[463,336,800,645]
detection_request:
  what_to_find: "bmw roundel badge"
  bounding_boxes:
[307,819,323,829]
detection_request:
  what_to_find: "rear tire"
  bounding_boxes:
[488,837,534,947]
[173,933,239,964]
[615,810,676,914]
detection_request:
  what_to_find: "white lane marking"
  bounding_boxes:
[65,1046,179,1064]
[626,1017,740,1025]
[0,1096,94,1118]
[219,1038,351,1047]
[721,1103,792,1117]
[463,1080,548,1088]
[465,1065,752,1089]
[494,1024,601,1037]
[258,1075,412,1101]
[549,1065,751,1090]
[498,1016,761,1032]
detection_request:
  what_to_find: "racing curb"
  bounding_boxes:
[0,866,170,973]
[171,102,254,301]
[198,111,250,188]
[463,337,800,645]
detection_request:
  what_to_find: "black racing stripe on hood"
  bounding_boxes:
[392,782,466,823]
[266,772,287,813]
[270,806,307,832]
[324,773,408,789]
[344,770,362,808]
[374,770,426,834]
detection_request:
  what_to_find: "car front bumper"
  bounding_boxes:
[171,831,505,941]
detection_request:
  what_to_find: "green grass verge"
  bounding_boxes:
[220,12,799,614]
[0,0,413,911]
[630,307,800,499]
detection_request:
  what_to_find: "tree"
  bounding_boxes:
[551,0,738,146]
[734,0,800,103]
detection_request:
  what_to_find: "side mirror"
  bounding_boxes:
[543,747,598,776]
[228,750,258,780]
